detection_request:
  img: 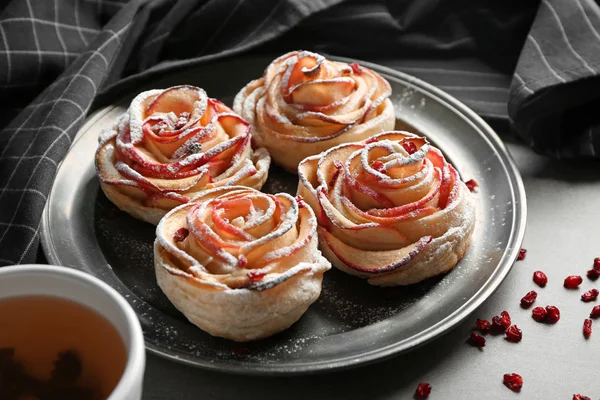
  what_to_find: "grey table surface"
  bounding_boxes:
[142,139,600,399]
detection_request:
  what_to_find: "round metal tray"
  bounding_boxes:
[41,55,526,375]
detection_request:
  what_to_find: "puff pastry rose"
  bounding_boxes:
[233,51,395,172]
[154,186,330,341]
[297,131,476,286]
[95,85,270,224]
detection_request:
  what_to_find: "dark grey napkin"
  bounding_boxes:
[1,0,600,265]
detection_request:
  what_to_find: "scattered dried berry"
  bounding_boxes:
[402,141,418,155]
[295,196,307,208]
[546,306,560,324]
[517,248,527,261]
[414,383,431,399]
[491,316,503,331]
[468,332,486,348]
[505,325,522,343]
[533,271,548,287]
[371,160,385,173]
[492,311,511,332]
[581,289,599,302]
[590,305,600,319]
[465,179,478,192]
[173,228,189,242]
[594,257,600,270]
[520,291,537,308]
[573,394,591,400]
[237,255,248,269]
[583,319,592,339]
[349,62,363,74]
[247,270,265,282]
[531,306,547,322]
[475,319,491,333]
[500,311,511,327]
[586,269,600,281]
[503,373,523,392]
[564,275,583,289]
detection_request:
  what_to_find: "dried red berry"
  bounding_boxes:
[517,248,527,261]
[475,319,491,333]
[587,269,600,281]
[238,254,248,269]
[581,289,599,302]
[594,257,600,270]
[465,179,478,192]
[414,383,431,399]
[349,62,363,74]
[468,332,486,348]
[564,275,583,289]
[504,325,522,343]
[520,291,537,308]
[533,271,548,287]
[402,141,418,155]
[371,160,385,173]
[500,310,511,327]
[546,305,560,324]
[503,373,523,392]
[491,316,503,330]
[590,305,600,319]
[583,319,592,339]
[295,196,307,208]
[364,137,378,144]
[173,227,189,242]
[492,311,511,331]
[247,270,266,282]
[531,306,547,322]
[573,394,591,400]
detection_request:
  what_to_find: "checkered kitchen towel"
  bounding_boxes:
[1,0,600,265]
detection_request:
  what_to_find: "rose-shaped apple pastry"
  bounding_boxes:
[154,186,330,341]
[297,131,476,286]
[233,51,395,172]
[95,85,271,224]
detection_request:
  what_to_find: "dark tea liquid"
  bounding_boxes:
[0,295,127,399]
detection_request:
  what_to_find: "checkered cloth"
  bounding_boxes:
[1,0,600,266]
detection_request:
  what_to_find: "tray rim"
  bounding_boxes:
[41,54,527,375]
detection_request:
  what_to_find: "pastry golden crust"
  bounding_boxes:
[297,131,476,286]
[95,85,270,224]
[233,51,395,172]
[154,186,330,341]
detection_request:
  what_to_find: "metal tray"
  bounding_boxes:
[41,55,526,375]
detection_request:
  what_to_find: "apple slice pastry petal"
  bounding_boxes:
[95,85,271,224]
[298,130,476,286]
[154,186,331,342]
[233,50,395,172]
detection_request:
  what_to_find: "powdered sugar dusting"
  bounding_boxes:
[128,89,163,143]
